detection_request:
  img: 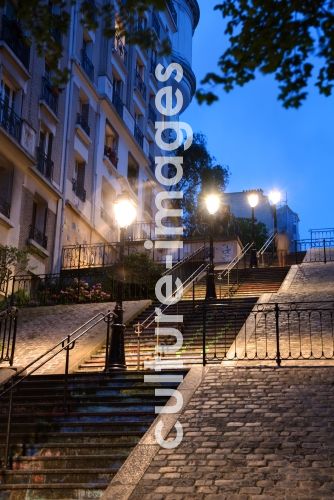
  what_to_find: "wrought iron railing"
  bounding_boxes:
[36,147,54,181]
[72,178,86,202]
[0,97,22,142]
[1,15,30,68]
[202,300,334,366]
[310,228,334,241]
[62,244,117,270]
[135,71,146,99]
[29,225,48,249]
[81,48,94,81]
[76,112,90,136]
[217,242,253,298]
[134,124,144,148]
[0,310,114,469]
[0,307,17,367]
[40,76,58,114]
[293,238,334,264]
[104,145,118,167]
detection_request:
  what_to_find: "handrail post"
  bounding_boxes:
[275,303,281,367]
[202,303,207,366]
[4,378,14,470]
[134,322,142,370]
[295,240,298,265]
[64,335,70,413]
[323,238,327,264]
[192,280,195,310]
[104,312,112,371]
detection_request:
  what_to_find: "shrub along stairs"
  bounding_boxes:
[0,370,185,499]
[78,297,258,371]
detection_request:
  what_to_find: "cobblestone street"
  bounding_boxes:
[130,366,334,500]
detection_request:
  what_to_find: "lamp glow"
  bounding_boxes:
[247,192,259,208]
[114,195,137,228]
[205,194,220,215]
[268,190,281,205]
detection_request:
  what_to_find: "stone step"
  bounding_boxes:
[0,483,106,499]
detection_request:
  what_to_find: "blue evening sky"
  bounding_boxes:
[181,0,334,238]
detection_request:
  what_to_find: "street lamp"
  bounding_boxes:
[204,193,220,300]
[268,190,281,234]
[247,192,259,268]
[106,193,137,370]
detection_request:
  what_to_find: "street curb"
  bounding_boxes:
[102,364,208,500]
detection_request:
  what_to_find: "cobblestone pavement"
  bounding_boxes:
[130,366,334,500]
[10,300,150,374]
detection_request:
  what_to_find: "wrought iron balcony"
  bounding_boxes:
[0,196,11,219]
[40,76,58,115]
[112,90,124,118]
[76,112,90,136]
[1,15,30,69]
[72,178,86,203]
[0,97,22,142]
[36,147,54,181]
[166,0,177,25]
[114,35,127,64]
[81,48,94,82]
[152,12,160,36]
[148,103,156,123]
[134,124,144,148]
[135,71,146,100]
[104,145,118,167]
[29,225,48,249]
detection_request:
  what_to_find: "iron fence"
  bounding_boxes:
[293,238,334,264]
[0,271,149,308]
[202,301,334,366]
[0,307,18,366]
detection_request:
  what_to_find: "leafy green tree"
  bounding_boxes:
[0,246,29,283]
[234,217,268,249]
[198,1,334,108]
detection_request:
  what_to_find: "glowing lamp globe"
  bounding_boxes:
[205,194,220,215]
[268,190,281,206]
[247,192,259,208]
[114,195,137,228]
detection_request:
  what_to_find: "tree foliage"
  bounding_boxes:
[0,246,29,282]
[198,1,334,108]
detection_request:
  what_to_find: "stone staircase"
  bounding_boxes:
[183,266,290,300]
[78,297,258,371]
[0,370,184,499]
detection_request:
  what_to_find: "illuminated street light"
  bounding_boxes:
[204,193,221,300]
[247,191,259,268]
[106,194,137,370]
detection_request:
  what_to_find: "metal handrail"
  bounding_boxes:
[0,310,115,470]
[217,242,253,280]
[161,244,206,276]
[257,231,276,257]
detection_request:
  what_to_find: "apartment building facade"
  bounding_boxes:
[0,0,199,275]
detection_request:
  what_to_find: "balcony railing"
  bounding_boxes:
[76,112,90,136]
[40,76,58,115]
[1,15,30,69]
[81,48,94,82]
[152,12,160,36]
[104,145,118,167]
[0,196,11,219]
[72,178,86,203]
[112,90,124,118]
[134,124,144,148]
[36,147,54,181]
[0,97,22,142]
[29,225,48,249]
[166,0,177,25]
[114,35,127,64]
[148,103,156,123]
[135,71,146,100]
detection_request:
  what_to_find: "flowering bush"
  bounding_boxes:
[59,279,111,303]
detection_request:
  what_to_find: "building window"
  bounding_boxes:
[134,111,144,148]
[127,154,139,195]
[0,162,13,219]
[77,98,90,136]
[72,161,86,202]
[36,128,54,180]
[29,198,48,249]
[81,36,94,82]
[104,121,119,168]
[135,61,146,99]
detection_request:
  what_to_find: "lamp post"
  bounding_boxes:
[247,192,259,268]
[204,193,220,300]
[268,190,281,235]
[106,194,137,371]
